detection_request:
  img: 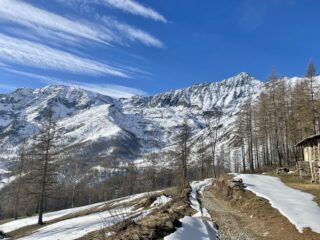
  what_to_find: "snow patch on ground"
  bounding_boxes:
[113,191,161,206]
[238,174,320,234]
[164,179,219,240]
[18,206,138,240]
[164,216,218,240]
[0,202,105,233]
[150,195,172,207]
[1,190,166,239]
[189,179,213,218]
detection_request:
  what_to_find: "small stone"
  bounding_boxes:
[165,221,173,229]
[132,233,140,240]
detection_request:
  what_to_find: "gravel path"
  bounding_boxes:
[202,189,255,240]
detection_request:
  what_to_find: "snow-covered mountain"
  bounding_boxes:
[0,72,263,183]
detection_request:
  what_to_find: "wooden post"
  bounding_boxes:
[317,140,320,161]
[310,161,315,183]
[298,161,302,179]
[318,141,320,183]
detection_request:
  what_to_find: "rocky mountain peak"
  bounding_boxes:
[0,73,268,181]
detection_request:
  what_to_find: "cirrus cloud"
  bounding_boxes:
[1,68,146,98]
[0,0,164,48]
[0,0,114,45]
[0,33,129,77]
[0,0,167,92]
[102,0,167,23]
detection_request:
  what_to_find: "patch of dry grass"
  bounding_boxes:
[100,187,193,240]
[73,187,186,240]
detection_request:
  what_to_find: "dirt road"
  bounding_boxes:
[203,190,256,240]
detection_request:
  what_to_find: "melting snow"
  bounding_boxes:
[238,174,320,234]
[18,207,138,240]
[150,195,172,207]
[164,216,218,240]
[1,190,165,239]
[0,202,104,233]
[164,179,219,240]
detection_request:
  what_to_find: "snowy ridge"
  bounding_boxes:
[4,72,315,186]
[129,72,262,110]
[0,72,264,181]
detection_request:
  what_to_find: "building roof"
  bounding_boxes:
[296,134,320,147]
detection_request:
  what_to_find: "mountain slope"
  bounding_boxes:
[0,72,263,183]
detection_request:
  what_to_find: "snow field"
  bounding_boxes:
[0,201,105,233]
[238,174,320,234]
[0,191,171,240]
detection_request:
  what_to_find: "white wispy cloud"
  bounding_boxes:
[100,0,167,23]
[103,17,164,48]
[0,0,164,48]
[57,0,167,23]
[0,33,129,77]
[63,82,147,98]
[0,0,166,88]
[2,69,146,98]
[0,0,115,45]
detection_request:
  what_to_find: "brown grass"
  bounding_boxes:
[74,186,186,240]
[82,187,195,240]
[0,219,11,225]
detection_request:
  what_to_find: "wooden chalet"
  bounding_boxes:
[296,134,320,183]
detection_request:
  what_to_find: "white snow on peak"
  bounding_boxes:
[0,175,17,191]
[58,104,121,143]
[0,169,10,174]
[2,74,319,190]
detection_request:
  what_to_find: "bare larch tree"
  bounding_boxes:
[27,110,59,225]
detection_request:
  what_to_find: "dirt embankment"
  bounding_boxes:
[203,177,320,240]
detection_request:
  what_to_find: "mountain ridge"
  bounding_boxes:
[0,72,308,188]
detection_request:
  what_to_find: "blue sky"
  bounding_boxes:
[0,0,319,97]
